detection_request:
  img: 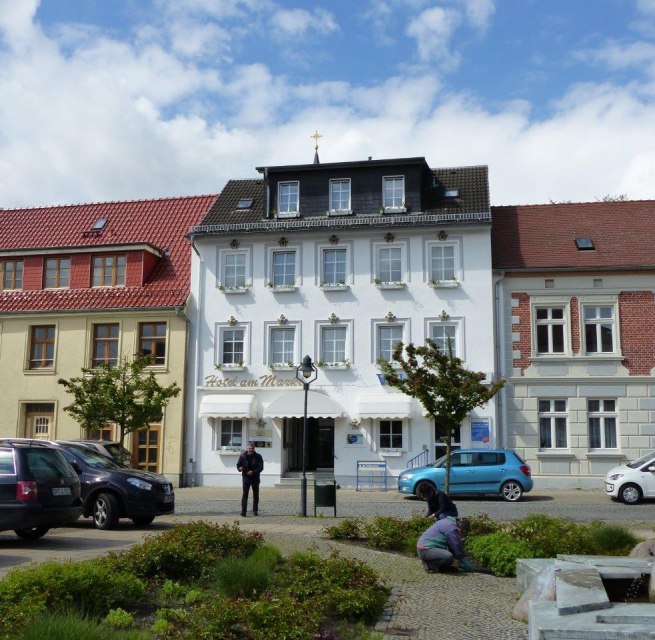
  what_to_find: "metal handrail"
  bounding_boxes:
[406,449,430,469]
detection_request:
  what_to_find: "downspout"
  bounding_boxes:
[494,270,507,448]
[176,301,190,488]
[187,235,204,488]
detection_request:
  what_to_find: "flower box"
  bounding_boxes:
[429,280,459,289]
[320,283,349,291]
[375,282,406,290]
[220,286,251,294]
[216,364,246,372]
[268,285,298,293]
[318,362,350,370]
[269,364,295,371]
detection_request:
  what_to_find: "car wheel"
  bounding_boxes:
[619,483,642,505]
[414,480,436,497]
[131,515,155,527]
[500,481,523,502]
[93,492,120,530]
[14,526,50,540]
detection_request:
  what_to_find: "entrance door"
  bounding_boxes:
[284,417,334,471]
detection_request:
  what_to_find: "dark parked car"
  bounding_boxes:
[69,439,132,466]
[397,448,534,502]
[0,439,174,530]
[0,440,82,539]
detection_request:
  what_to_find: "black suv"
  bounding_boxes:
[54,441,174,529]
[0,441,82,540]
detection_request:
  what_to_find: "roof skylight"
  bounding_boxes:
[444,188,459,198]
[91,218,107,232]
[575,238,595,250]
[236,198,253,209]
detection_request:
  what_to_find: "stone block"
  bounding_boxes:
[555,566,611,615]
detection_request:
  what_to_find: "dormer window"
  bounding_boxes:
[329,179,351,215]
[0,259,23,290]
[278,181,299,217]
[382,176,405,211]
[92,255,126,287]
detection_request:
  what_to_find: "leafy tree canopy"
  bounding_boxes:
[58,355,180,447]
[378,339,504,492]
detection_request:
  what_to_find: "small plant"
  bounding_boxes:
[211,556,273,598]
[159,579,187,604]
[103,607,134,629]
[373,277,381,285]
[324,518,364,540]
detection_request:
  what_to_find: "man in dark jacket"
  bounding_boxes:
[237,443,264,517]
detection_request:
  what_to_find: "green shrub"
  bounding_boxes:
[275,551,389,623]
[211,556,273,598]
[159,579,188,604]
[362,516,407,551]
[103,520,263,581]
[466,531,540,577]
[465,513,503,537]
[507,514,594,557]
[587,522,639,555]
[0,559,145,615]
[324,518,364,540]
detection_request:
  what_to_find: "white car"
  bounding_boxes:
[604,451,655,504]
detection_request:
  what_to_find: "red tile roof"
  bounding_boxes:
[492,200,655,271]
[0,195,217,313]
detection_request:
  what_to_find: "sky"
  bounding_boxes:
[1,0,655,208]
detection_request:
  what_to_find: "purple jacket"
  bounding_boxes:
[416,516,465,560]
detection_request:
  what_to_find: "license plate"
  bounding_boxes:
[163,494,174,503]
[52,487,71,496]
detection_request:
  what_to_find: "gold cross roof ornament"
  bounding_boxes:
[311,130,322,164]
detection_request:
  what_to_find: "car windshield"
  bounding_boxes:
[64,445,123,470]
[431,454,448,468]
[627,451,655,469]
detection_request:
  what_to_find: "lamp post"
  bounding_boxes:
[295,354,318,517]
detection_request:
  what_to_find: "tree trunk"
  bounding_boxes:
[444,427,452,495]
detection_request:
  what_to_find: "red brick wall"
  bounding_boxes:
[570,297,580,355]
[22,256,43,290]
[619,291,655,375]
[512,293,531,375]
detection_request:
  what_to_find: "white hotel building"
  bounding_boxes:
[185,156,499,488]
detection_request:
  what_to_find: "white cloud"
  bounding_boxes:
[637,0,655,16]
[406,6,461,65]
[270,7,338,38]
[583,40,655,74]
[461,0,495,30]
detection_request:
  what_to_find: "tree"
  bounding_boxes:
[378,339,504,494]
[58,355,181,448]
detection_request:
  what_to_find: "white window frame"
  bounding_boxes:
[581,302,618,356]
[328,178,352,215]
[372,239,408,285]
[375,418,409,453]
[315,319,353,367]
[265,321,300,368]
[218,247,251,292]
[534,306,567,355]
[215,322,250,369]
[318,243,351,287]
[587,399,618,450]
[267,245,300,289]
[277,181,300,217]
[529,297,572,357]
[372,317,410,364]
[382,175,405,211]
[538,399,568,449]
[211,418,245,451]
[425,238,461,285]
[425,318,463,359]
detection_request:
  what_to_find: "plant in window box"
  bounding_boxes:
[322,358,350,369]
[269,361,295,371]
[221,284,251,294]
[320,280,348,290]
[268,281,297,290]
[216,360,245,371]
[428,278,459,288]
[375,279,405,289]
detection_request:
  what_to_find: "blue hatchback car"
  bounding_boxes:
[397,448,533,502]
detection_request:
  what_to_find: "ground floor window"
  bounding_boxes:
[212,419,244,450]
[379,419,403,449]
[588,399,617,449]
[538,399,568,449]
[134,424,160,473]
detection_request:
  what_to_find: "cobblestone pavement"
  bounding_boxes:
[2,486,653,639]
